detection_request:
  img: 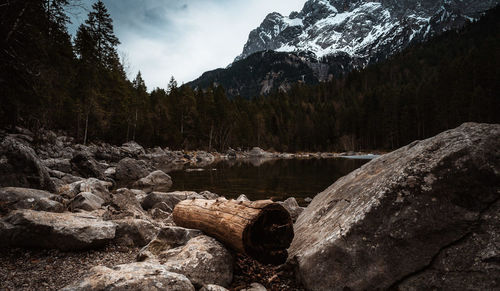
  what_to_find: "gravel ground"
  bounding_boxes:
[0,247,303,291]
[231,254,305,291]
[0,246,139,291]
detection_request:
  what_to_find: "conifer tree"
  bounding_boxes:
[79,0,120,68]
[131,71,148,141]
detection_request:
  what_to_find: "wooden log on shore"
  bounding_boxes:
[172,198,294,265]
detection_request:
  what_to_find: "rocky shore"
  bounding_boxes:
[0,122,498,290]
[0,127,308,290]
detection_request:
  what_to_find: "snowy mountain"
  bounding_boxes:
[237,0,499,64]
[190,0,499,97]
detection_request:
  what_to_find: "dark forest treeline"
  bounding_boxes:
[1,1,499,152]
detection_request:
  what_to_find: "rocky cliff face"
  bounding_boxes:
[191,0,499,98]
[237,0,499,64]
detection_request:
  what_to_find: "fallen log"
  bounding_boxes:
[172,198,294,265]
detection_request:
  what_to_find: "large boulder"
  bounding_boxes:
[152,235,233,288]
[141,191,201,212]
[62,262,195,291]
[0,136,56,192]
[114,157,152,183]
[288,123,500,290]
[398,199,500,290]
[0,187,64,213]
[0,210,116,250]
[132,170,172,193]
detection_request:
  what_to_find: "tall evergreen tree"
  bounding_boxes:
[131,71,148,141]
[85,0,120,67]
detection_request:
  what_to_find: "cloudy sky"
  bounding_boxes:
[69,0,306,90]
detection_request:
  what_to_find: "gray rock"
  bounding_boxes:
[62,262,195,291]
[200,285,230,291]
[113,218,159,247]
[0,187,64,213]
[227,149,237,159]
[236,194,250,202]
[0,136,56,192]
[141,191,201,211]
[106,188,148,220]
[241,283,267,291]
[70,151,105,179]
[0,210,115,250]
[56,171,84,184]
[104,167,116,177]
[200,191,219,200]
[121,141,146,157]
[42,158,72,173]
[138,226,203,261]
[50,177,66,190]
[278,197,304,222]
[249,147,272,157]
[123,188,148,204]
[156,235,233,288]
[140,150,182,173]
[150,207,172,220]
[132,170,172,193]
[397,199,500,290]
[115,157,152,183]
[69,192,105,212]
[193,151,215,167]
[288,123,500,290]
[58,178,112,201]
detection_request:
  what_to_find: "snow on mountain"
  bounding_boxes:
[236,0,500,65]
[190,0,499,98]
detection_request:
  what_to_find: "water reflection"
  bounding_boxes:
[168,158,369,204]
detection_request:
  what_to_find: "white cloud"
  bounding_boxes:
[90,0,307,90]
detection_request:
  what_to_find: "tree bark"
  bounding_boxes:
[173,199,294,265]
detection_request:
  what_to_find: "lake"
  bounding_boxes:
[168,157,372,205]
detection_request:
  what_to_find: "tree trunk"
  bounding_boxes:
[83,112,89,145]
[132,108,137,141]
[209,123,213,151]
[126,120,130,142]
[173,199,294,265]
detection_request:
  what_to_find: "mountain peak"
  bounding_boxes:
[191,0,499,99]
[236,0,500,62]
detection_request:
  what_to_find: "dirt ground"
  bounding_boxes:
[0,247,303,291]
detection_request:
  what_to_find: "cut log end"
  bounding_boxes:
[243,203,294,265]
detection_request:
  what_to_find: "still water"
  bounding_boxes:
[169,158,370,204]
